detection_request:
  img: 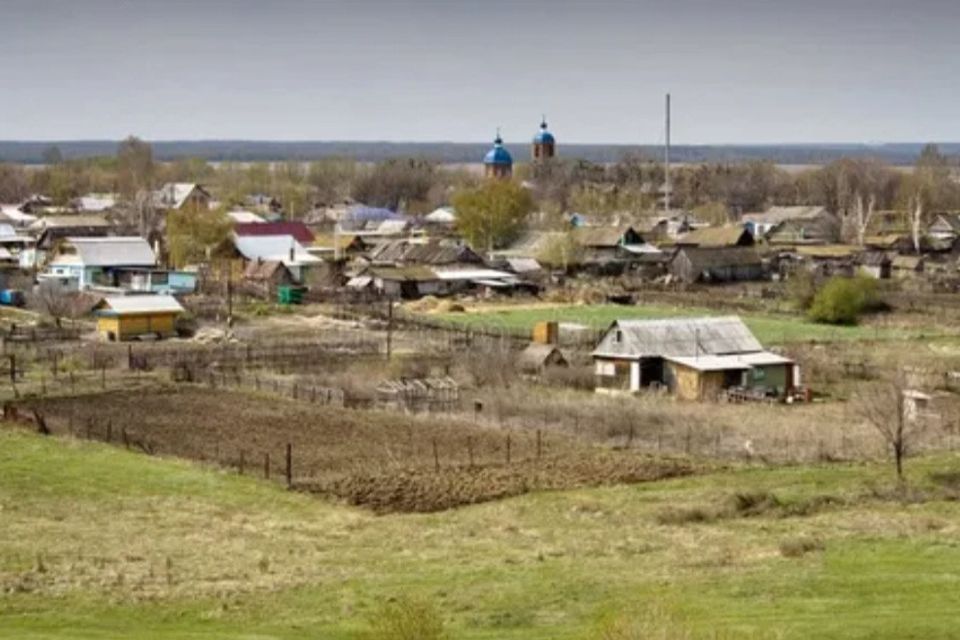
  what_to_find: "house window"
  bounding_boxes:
[596,361,615,376]
[615,330,623,343]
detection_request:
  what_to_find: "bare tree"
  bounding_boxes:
[852,191,876,247]
[854,372,930,481]
[33,281,86,328]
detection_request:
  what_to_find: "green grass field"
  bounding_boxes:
[429,303,949,344]
[4,428,960,638]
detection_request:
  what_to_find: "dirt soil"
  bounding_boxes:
[20,387,695,513]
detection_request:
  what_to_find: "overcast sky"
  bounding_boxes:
[2,0,958,144]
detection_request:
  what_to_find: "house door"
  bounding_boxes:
[640,358,664,387]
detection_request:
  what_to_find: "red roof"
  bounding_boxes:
[234,222,314,244]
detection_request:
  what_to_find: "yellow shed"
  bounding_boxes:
[94,295,184,341]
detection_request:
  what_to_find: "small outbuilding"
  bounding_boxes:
[93,295,184,341]
[517,343,569,377]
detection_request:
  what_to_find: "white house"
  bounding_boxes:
[41,236,156,290]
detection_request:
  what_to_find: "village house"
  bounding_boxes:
[152,183,212,211]
[310,232,369,261]
[72,193,118,213]
[41,236,156,291]
[243,194,283,215]
[668,246,764,284]
[367,238,485,269]
[793,245,859,278]
[927,213,960,242]
[234,221,314,245]
[230,234,321,283]
[742,206,839,243]
[675,225,754,248]
[891,254,926,279]
[243,259,295,297]
[859,251,892,279]
[0,203,38,228]
[360,265,519,299]
[227,210,267,224]
[592,316,799,401]
[93,294,184,341]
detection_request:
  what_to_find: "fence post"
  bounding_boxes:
[467,436,474,469]
[264,452,271,479]
[536,429,542,460]
[101,366,106,390]
[505,434,511,465]
[432,438,440,472]
[285,443,292,488]
[106,420,112,442]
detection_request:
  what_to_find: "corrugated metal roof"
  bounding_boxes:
[424,207,456,223]
[235,221,314,244]
[233,234,321,266]
[742,206,830,225]
[97,294,183,315]
[592,316,762,359]
[153,183,209,210]
[29,214,109,231]
[676,226,752,248]
[664,355,751,371]
[75,194,117,212]
[53,237,155,267]
[433,268,514,281]
[227,210,266,224]
[735,351,794,366]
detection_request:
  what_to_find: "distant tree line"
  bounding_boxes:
[1,138,958,254]
[2,139,959,166]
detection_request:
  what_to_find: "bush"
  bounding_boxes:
[807,276,879,325]
[361,596,446,640]
[778,536,825,558]
[786,269,818,311]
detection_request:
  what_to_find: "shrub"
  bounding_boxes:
[786,269,818,311]
[778,536,825,558]
[362,596,447,640]
[807,275,879,325]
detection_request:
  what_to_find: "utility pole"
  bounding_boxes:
[386,298,393,360]
[664,92,671,214]
[226,276,234,328]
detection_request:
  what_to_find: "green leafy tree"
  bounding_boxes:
[808,275,879,325]
[166,206,232,268]
[537,232,583,270]
[452,180,533,251]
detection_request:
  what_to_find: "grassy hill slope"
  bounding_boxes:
[3,428,960,638]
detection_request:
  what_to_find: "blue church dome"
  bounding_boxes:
[483,133,513,166]
[533,119,555,144]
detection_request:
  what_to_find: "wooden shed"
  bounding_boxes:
[517,343,569,377]
[93,295,184,341]
[668,247,765,283]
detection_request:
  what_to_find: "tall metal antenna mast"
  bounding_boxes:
[664,92,671,213]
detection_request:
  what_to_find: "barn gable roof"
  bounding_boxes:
[592,316,762,359]
[676,226,753,248]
